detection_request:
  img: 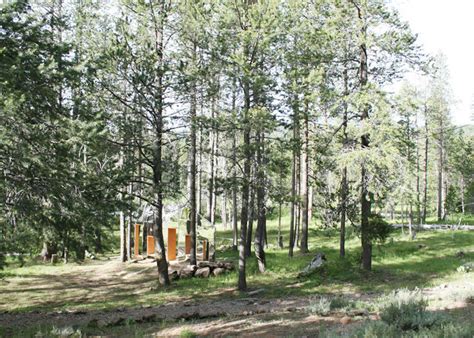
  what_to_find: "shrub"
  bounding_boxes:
[353,214,393,244]
[413,322,474,338]
[368,214,393,243]
[307,297,332,316]
[180,329,197,338]
[329,296,352,310]
[354,321,399,338]
[457,262,473,273]
[380,289,449,331]
[334,320,474,338]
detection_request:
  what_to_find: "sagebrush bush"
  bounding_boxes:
[329,320,474,338]
[354,321,399,338]
[413,322,474,338]
[380,289,449,331]
[329,296,352,310]
[307,297,332,316]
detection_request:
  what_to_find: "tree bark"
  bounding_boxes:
[152,0,169,286]
[254,131,266,272]
[207,101,216,224]
[278,202,283,248]
[300,110,309,253]
[189,42,198,265]
[422,107,429,224]
[415,118,421,225]
[232,113,238,251]
[238,77,251,291]
[437,127,444,221]
[340,62,349,258]
[120,211,127,262]
[355,1,372,271]
[246,179,255,258]
[289,97,299,258]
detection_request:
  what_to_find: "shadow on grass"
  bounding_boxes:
[222,229,474,297]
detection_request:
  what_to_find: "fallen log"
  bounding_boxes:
[298,252,326,278]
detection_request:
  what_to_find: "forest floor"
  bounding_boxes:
[0,227,473,336]
[0,265,472,336]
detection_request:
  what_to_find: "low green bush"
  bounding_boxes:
[307,297,332,316]
[329,296,352,310]
[322,319,474,338]
[379,289,449,331]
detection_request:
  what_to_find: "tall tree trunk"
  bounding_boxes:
[189,42,198,265]
[246,181,255,258]
[437,134,443,221]
[278,202,283,248]
[222,189,228,229]
[355,1,372,271]
[300,110,309,253]
[232,113,238,251]
[422,108,429,224]
[127,183,132,260]
[208,106,216,224]
[197,124,202,218]
[152,0,169,286]
[295,151,301,248]
[409,204,413,238]
[220,153,228,229]
[340,62,349,258]
[120,211,127,262]
[254,131,266,272]
[238,78,251,291]
[416,141,421,225]
[289,98,299,258]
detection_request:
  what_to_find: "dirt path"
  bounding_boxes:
[1,276,472,333]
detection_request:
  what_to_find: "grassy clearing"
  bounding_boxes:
[0,216,473,313]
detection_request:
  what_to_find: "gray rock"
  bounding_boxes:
[198,261,219,269]
[212,267,225,276]
[195,267,211,278]
[223,262,235,270]
[179,265,197,278]
[168,269,179,281]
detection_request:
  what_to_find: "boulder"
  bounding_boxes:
[212,267,225,276]
[195,267,211,278]
[168,269,179,281]
[220,262,234,270]
[179,265,197,278]
[198,261,219,269]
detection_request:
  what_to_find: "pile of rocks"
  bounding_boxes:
[168,260,234,280]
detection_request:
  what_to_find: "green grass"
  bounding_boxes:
[389,212,474,226]
[1,215,473,313]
